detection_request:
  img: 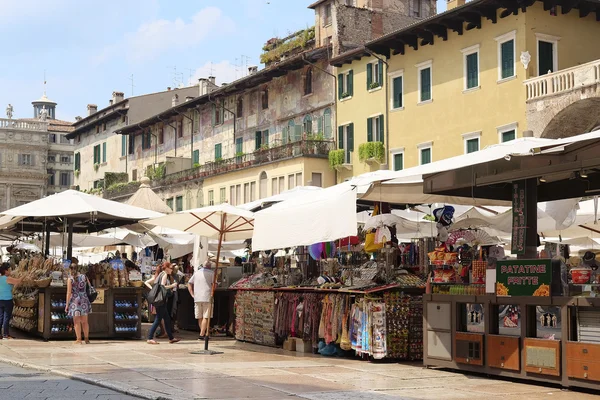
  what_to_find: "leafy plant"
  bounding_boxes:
[369,81,381,90]
[193,163,201,168]
[341,92,350,99]
[93,163,100,172]
[214,157,223,163]
[74,170,80,178]
[358,142,385,163]
[104,172,128,188]
[260,144,270,151]
[146,163,166,180]
[329,149,345,169]
[260,27,316,64]
[235,151,245,157]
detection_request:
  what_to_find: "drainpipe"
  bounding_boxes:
[363,48,390,168]
[174,109,195,166]
[207,94,236,156]
[302,53,338,182]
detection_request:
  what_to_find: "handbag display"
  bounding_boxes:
[86,278,98,303]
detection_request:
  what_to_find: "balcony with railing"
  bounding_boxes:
[162,139,333,185]
[0,118,48,131]
[524,59,600,101]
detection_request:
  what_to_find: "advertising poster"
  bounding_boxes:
[466,303,485,333]
[498,305,521,336]
[496,259,552,296]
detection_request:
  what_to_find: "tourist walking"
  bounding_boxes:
[66,262,91,344]
[187,261,215,340]
[0,263,22,339]
[145,262,180,344]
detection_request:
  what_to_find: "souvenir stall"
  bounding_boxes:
[419,131,600,391]
[0,190,162,340]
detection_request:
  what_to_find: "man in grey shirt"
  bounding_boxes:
[187,262,215,340]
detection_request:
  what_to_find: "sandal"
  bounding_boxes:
[84,339,90,344]
[169,338,181,344]
[147,340,159,345]
[74,340,82,344]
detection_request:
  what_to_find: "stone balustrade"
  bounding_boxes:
[525,59,600,101]
[0,118,48,131]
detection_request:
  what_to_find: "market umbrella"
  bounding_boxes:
[144,203,254,354]
[125,177,173,214]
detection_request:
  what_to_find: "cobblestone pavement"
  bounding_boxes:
[0,330,599,400]
[0,363,139,400]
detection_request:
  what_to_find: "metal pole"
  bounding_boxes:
[66,219,74,260]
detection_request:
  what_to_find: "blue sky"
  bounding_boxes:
[0,0,447,122]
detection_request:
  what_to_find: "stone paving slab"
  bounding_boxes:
[0,330,599,400]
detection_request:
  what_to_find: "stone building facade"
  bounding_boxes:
[0,95,74,211]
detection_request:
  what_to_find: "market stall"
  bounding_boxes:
[419,131,600,391]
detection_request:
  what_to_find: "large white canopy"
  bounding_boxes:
[125,177,173,214]
[252,183,357,251]
[1,190,164,221]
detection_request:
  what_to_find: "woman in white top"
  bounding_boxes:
[144,262,180,344]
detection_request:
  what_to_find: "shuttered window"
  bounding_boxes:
[175,196,183,212]
[420,67,431,102]
[501,39,515,79]
[74,153,81,171]
[393,153,403,171]
[367,116,384,143]
[392,76,403,109]
[214,143,222,160]
[193,150,200,165]
[420,148,431,165]
[93,145,101,164]
[121,135,126,157]
[235,137,243,155]
[466,138,479,154]
[466,52,479,89]
[502,129,516,142]
[338,70,354,99]
[102,142,107,162]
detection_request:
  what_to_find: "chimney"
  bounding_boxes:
[248,66,258,75]
[447,0,466,10]
[112,91,125,104]
[75,116,82,122]
[185,96,194,102]
[208,76,216,85]
[198,78,209,96]
[87,104,98,116]
[172,94,179,107]
[167,87,171,91]
[523,130,534,138]
[222,83,228,87]
[109,100,113,105]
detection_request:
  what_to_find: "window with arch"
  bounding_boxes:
[304,68,313,95]
[303,115,313,135]
[259,171,268,199]
[236,97,243,118]
[261,88,269,110]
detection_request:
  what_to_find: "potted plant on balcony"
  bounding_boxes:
[358,142,385,165]
[369,81,381,90]
[93,163,100,172]
[329,149,345,170]
[74,170,80,178]
[312,133,329,155]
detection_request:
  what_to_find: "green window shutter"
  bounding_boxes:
[501,40,515,79]
[378,60,384,86]
[338,126,344,150]
[502,130,516,142]
[348,70,354,96]
[347,123,354,155]
[466,138,479,153]
[102,142,106,162]
[366,63,373,89]
[121,135,126,156]
[166,198,174,211]
[420,68,431,102]
[324,109,332,138]
[255,131,262,150]
[421,148,431,165]
[264,130,269,146]
[378,115,384,144]
[466,53,478,89]
[539,41,554,75]
[235,138,243,154]
[193,150,200,164]
[337,74,343,99]
[282,127,288,144]
[393,76,403,108]
[215,143,222,160]
[317,116,323,135]
[367,117,373,142]
[211,104,216,126]
[394,153,403,171]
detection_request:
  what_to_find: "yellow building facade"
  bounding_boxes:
[332,1,600,183]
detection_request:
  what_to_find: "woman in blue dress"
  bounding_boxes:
[66,262,91,344]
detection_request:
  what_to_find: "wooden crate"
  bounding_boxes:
[487,335,520,371]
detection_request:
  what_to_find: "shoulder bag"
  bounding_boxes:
[146,272,168,306]
[86,277,98,303]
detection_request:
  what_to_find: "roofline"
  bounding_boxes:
[308,0,329,9]
[71,99,128,129]
[66,108,128,139]
[330,46,372,67]
[116,46,331,136]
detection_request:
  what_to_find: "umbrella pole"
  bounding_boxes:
[193,213,225,356]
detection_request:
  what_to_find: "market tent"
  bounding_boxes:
[361,137,563,205]
[125,177,173,214]
[98,228,155,248]
[252,182,357,251]
[42,233,124,248]
[239,186,323,211]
